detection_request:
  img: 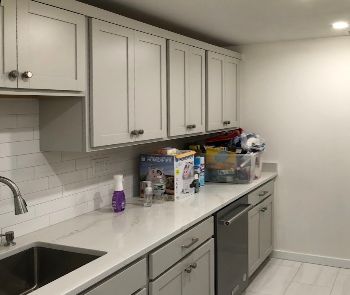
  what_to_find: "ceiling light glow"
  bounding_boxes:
[332,21,349,30]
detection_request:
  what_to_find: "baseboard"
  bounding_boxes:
[272,250,350,269]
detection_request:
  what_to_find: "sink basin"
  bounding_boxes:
[0,243,105,295]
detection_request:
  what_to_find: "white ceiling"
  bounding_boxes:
[79,0,350,45]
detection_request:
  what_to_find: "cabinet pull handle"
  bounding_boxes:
[258,191,269,197]
[138,129,144,135]
[186,124,196,129]
[8,70,19,80]
[22,71,33,79]
[130,130,138,136]
[190,262,197,269]
[223,120,231,125]
[185,266,192,273]
[260,207,267,212]
[181,237,199,249]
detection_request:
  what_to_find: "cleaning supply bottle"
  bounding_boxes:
[112,175,125,212]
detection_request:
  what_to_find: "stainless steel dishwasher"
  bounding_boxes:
[215,195,252,295]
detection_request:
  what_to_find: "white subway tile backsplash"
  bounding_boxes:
[0,99,38,115]
[0,140,40,157]
[0,115,17,129]
[0,128,34,143]
[2,215,50,237]
[0,98,188,238]
[17,152,62,168]
[34,160,75,178]
[16,114,39,128]
[0,156,16,172]
[18,177,49,195]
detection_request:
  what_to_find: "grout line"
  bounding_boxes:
[282,260,303,295]
[329,267,340,295]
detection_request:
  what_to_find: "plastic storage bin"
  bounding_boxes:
[205,148,257,184]
[255,152,263,179]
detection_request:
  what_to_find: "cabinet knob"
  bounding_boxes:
[138,129,144,135]
[190,262,197,269]
[130,130,138,136]
[185,266,192,273]
[8,70,19,80]
[223,120,231,125]
[260,207,267,212]
[22,71,33,79]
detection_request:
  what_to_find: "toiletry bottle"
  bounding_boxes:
[143,181,153,207]
[193,174,200,193]
[112,175,126,212]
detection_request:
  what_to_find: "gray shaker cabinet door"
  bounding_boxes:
[168,41,205,137]
[206,51,239,131]
[248,205,261,277]
[134,31,167,142]
[168,40,188,137]
[16,0,86,91]
[150,239,214,295]
[0,0,17,88]
[187,46,205,135]
[90,19,135,147]
[206,51,225,131]
[259,197,273,261]
[223,56,239,128]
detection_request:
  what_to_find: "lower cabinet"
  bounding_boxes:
[150,238,215,295]
[82,258,147,295]
[248,196,273,277]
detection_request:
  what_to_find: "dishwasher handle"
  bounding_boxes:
[219,204,253,226]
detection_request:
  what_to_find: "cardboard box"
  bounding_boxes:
[139,151,195,200]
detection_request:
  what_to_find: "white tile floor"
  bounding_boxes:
[243,258,350,295]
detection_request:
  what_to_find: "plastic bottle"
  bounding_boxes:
[112,175,126,212]
[143,181,153,207]
[193,174,200,193]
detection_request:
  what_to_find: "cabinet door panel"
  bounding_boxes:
[134,32,166,141]
[0,0,17,88]
[168,41,188,137]
[90,19,134,147]
[206,52,224,131]
[223,56,239,128]
[150,267,183,295]
[259,198,273,260]
[183,239,214,295]
[187,47,205,134]
[248,206,260,277]
[17,0,86,91]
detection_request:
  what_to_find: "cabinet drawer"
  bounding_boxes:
[84,258,147,295]
[248,180,274,206]
[149,217,214,279]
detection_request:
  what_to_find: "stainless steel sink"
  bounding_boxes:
[0,243,105,295]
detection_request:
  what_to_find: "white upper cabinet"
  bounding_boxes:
[206,51,239,131]
[90,19,135,147]
[134,31,167,142]
[0,0,17,88]
[90,19,166,148]
[17,0,86,91]
[0,0,86,91]
[168,41,205,137]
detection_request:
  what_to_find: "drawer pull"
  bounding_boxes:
[181,237,199,249]
[185,266,192,273]
[190,262,197,269]
[260,207,267,212]
[258,191,269,197]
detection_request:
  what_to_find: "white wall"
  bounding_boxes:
[0,98,188,238]
[236,36,350,263]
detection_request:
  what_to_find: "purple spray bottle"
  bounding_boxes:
[112,174,126,212]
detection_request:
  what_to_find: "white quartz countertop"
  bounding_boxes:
[0,172,277,295]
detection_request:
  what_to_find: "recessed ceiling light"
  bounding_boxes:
[332,21,349,30]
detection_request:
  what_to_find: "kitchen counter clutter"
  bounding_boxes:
[0,171,277,295]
